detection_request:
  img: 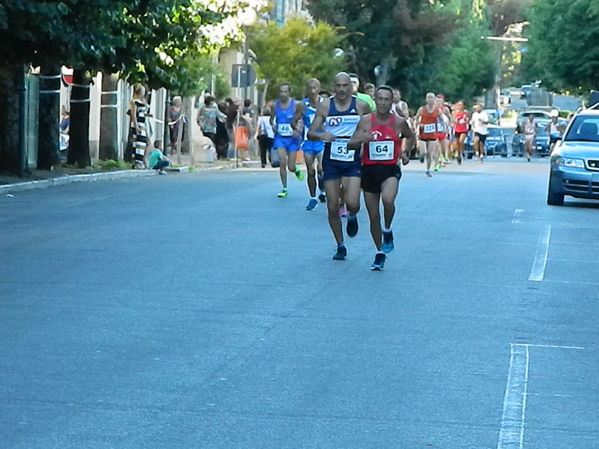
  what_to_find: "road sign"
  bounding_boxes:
[231,64,256,88]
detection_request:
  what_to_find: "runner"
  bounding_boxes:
[349,73,376,112]
[414,92,440,177]
[308,72,371,260]
[470,103,489,163]
[435,95,451,170]
[391,88,409,119]
[452,100,469,164]
[348,85,415,270]
[523,114,536,162]
[271,82,304,198]
[293,78,326,210]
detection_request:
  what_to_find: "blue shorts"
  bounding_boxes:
[301,140,324,155]
[323,160,361,181]
[273,135,299,152]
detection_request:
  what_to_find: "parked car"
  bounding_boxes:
[464,125,508,158]
[483,109,501,126]
[521,84,532,98]
[547,109,599,205]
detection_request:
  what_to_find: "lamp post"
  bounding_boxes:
[239,8,257,102]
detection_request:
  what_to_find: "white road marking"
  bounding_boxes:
[528,225,551,282]
[512,209,524,224]
[513,343,585,350]
[497,343,529,449]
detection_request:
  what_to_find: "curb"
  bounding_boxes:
[0,169,155,195]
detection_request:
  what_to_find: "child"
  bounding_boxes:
[146,140,170,174]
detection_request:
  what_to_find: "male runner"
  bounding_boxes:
[349,86,415,270]
[414,92,440,177]
[391,88,409,119]
[308,72,371,261]
[293,78,326,210]
[435,95,451,170]
[470,103,489,163]
[349,73,376,112]
[452,100,469,164]
[271,82,304,198]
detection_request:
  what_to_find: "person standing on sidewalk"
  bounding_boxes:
[271,82,304,198]
[130,84,148,169]
[255,106,275,168]
[294,78,326,210]
[308,72,371,261]
[349,85,415,270]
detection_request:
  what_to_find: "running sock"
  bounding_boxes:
[383,227,392,233]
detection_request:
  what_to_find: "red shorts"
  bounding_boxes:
[436,133,447,141]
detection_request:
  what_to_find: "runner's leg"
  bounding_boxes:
[304,153,317,198]
[364,191,382,251]
[325,179,343,244]
[277,147,288,189]
[380,176,399,229]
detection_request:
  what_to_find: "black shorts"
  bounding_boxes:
[474,132,487,144]
[361,164,402,194]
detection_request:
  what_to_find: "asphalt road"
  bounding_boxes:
[1,161,598,449]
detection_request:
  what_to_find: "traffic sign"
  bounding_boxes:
[231,64,256,88]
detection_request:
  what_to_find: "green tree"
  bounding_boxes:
[250,18,346,101]
[524,0,599,92]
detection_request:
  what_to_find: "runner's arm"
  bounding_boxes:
[307,99,335,141]
[356,99,371,116]
[397,118,415,165]
[292,102,305,130]
[348,115,371,151]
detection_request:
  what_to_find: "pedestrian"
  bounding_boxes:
[146,140,170,175]
[415,92,440,177]
[293,78,326,210]
[452,100,469,164]
[271,82,304,198]
[130,83,148,169]
[470,103,489,162]
[215,102,230,160]
[523,114,536,162]
[255,106,275,168]
[168,96,185,154]
[307,72,371,261]
[348,85,415,270]
[197,95,226,149]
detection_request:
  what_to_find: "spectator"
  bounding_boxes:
[146,140,170,174]
[215,102,230,160]
[255,106,275,168]
[130,84,148,169]
[197,95,226,148]
[168,96,185,154]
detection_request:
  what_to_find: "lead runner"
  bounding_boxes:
[349,85,415,270]
[308,72,371,261]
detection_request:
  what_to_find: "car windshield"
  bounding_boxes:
[565,117,599,142]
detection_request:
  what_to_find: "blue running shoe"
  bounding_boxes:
[346,215,359,237]
[332,245,347,260]
[382,230,394,253]
[306,198,318,211]
[370,253,386,271]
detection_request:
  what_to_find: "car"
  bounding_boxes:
[521,84,532,98]
[513,114,569,157]
[483,108,501,126]
[464,125,508,158]
[547,109,599,205]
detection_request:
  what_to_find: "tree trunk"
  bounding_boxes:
[37,64,61,170]
[182,96,193,160]
[67,69,91,167]
[0,66,23,174]
[99,72,119,161]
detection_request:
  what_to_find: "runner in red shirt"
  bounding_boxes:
[348,86,415,270]
[452,100,469,164]
[415,92,440,177]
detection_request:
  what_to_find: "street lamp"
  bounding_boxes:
[239,7,257,102]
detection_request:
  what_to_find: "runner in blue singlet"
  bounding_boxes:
[308,72,371,261]
[293,78,326,210]
[271,82,304,198]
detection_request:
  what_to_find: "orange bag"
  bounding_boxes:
[234,126,249,151]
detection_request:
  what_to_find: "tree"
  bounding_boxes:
[250,18,346,100]
[524,0,599,92]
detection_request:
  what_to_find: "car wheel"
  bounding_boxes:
[547,177,564,206]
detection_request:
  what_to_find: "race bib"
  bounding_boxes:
[278,123,293,137]
[368,141,394,161]
[423,123,436,134]
[330,139,355,162]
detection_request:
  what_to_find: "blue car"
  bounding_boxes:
[547,109,599,205]
[464,125,508,158]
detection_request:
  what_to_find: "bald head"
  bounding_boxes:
[333,72,352,100]
[335,72,351,84]
[306,78,321,99]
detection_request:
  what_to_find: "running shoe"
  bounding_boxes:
[333,245,347,260]
[419,156,425,163]
[346,215,359,238]
[306,198,318,211]
[457,156,462,165]
[426,170,432,178]
[295,168,305,181]
[277,189,288,198]
[339,205,347,217]
[434,164,440,172]
[318,192,326,203]
[370,253,386,271]
[382,231,394,253]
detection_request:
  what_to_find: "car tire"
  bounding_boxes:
[547,178,564,206]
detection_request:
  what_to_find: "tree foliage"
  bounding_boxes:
[250,18,346,99]
[524,0,599,92]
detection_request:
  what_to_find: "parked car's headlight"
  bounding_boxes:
[556,157,584,168]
